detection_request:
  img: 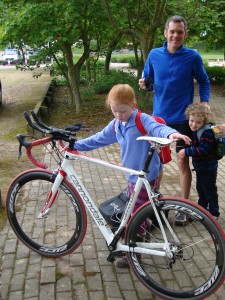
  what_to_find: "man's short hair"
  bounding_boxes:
[165,15,188,31]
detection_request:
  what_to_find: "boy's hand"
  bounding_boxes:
[169,133,191,145]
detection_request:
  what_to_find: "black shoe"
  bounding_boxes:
[116,257,129,268]
[175,212,189,226]
[116,253,142,268]
[212,213,220,220]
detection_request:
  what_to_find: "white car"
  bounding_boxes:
[2,49,22,65]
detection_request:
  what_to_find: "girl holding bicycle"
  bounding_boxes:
[75,84,190,187]
[74,84,191,266]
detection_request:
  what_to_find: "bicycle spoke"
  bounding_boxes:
[6,171,86,257]
[125,199,225,300]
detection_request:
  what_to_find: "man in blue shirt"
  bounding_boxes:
[139,15,210,225]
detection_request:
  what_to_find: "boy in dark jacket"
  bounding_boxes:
[178,103,220,219]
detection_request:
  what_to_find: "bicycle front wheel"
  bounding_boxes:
[6,169,87,257]
[125,197,225,300]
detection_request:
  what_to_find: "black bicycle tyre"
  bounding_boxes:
[6,169,87,258]
[125,197,225,300]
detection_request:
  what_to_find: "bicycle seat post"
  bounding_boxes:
[142,146,156,173]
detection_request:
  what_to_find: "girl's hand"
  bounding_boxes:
[169,133,191,145]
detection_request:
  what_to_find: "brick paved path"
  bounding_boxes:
[0,85,225,300]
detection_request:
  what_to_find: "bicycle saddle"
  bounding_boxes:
[137,136,172,146]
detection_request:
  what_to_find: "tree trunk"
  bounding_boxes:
[104,32,123,72]
[104,51,112,72]
[140,35,151,63]
[64,43,82,113]
[86,59,91,80]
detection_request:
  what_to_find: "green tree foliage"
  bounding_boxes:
[191,1,225,53]
[101,0,167,76]
[0,0,224,113]
[0,0,111,112]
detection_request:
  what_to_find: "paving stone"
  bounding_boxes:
[14,258,28,275]
[73,283,89,300]
[40,266,56,283]
[89,291,105,300]
[72,266,85,283]
[0,283,10,299]
[56,276,72,292]
[26,263,41,279]
[56,291,73,300]
[10,273,25,292]
[39,283,55,300]
[85,258,100,273]
[86,273,102,291]
[8,290,23,300]
[24,278,39,298]
[4,239,17,254]
[104,281,123,298]
[0,268,13,285]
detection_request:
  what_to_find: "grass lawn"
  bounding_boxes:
[73,47,224,62]
[199,50,224,60]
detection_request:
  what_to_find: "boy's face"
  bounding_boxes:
[189,114,204,132]
[110,103,134,122]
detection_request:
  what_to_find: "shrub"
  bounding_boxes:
[92,70,137,94]
[80,87,95,101]
[126,57,138,68]
[51,76,68,86]
[205,65,225,85]
[92,69,152,112]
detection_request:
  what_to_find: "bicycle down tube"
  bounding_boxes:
[41,147,172,257]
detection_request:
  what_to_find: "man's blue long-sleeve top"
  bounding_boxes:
[143,41,210,124]
[75,109,177,183]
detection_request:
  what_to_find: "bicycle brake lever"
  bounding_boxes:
[18,144,22,159]
[50,140,56,149]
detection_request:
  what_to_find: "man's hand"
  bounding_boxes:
[201,101,211,113]
[138,78,146,90]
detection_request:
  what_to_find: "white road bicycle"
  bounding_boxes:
[6,111,225,300]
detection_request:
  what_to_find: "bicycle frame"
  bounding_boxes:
[9,111,225,300]
[40,146,176,259]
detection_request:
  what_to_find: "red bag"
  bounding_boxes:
[135,111,172,164]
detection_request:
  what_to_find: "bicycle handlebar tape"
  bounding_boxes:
[26,145,48,169]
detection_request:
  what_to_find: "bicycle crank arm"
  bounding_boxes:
[38,208,50,219]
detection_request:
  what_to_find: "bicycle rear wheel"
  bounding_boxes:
[6,169,87,257]
[125,197,225,300]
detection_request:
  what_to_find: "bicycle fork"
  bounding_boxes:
[141,177,177,260]
[38,169,65,219]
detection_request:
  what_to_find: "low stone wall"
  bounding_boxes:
[27,82,54,133]
[33,83,54,119]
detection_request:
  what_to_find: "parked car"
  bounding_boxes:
[2,49,22,65]
[25,48,50,65]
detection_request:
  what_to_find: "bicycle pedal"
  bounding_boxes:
[107,256,115,263]
[107,251,122,262]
